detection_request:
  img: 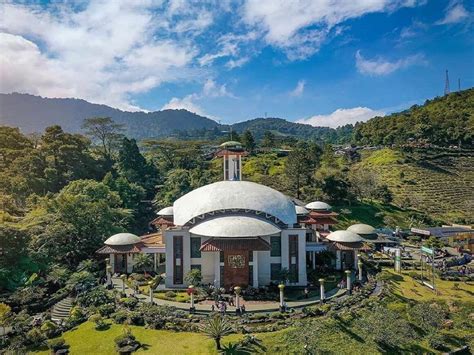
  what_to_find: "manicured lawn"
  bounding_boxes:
[384,269,474,302]
[32,321,246,354]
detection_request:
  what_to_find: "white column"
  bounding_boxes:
[354,251,358,270]
[214,252,220,288]
[336,250,342,270]
[153,253,157,272]
[239,155,242,180]
[253,251,259,288]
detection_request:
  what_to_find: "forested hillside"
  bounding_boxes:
[232,117,352,143]
[353,88,474,147]
[0,93,218,138]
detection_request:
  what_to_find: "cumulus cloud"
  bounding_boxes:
[242,0,425,60]
[436,1,470,25]
[297,107,385,128]
[161,94,206,116]
[161,78,235,119]
[0,1,209,110]
[355,50,426,76]
[290,80,306,97]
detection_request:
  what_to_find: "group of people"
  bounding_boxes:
[211,297,246,315]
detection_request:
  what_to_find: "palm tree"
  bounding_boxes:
[200,315,233,350]
[133,254,153,274]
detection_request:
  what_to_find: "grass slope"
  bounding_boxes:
[353,148,474,223]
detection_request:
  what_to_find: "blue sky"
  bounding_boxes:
[0,1,473,127]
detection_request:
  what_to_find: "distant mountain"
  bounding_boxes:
[0,93,352,143]
[0,93,218,139]
[232,117,352,143]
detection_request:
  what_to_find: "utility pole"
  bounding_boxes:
[458,78,461,91]
[444,69,450,95]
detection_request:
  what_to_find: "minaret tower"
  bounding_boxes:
[215,141,247,181]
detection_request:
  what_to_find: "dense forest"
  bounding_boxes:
[353,88,474,147]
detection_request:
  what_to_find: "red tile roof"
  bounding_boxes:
[200,237,271,252]
[96,244,143,254]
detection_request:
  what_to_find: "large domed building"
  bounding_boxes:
[98,141,348,289]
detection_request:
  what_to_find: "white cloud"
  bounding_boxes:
[399,20,428,39]
[355,50,426,76]
[436,1,470,25]
[297,107,385,128]
[161,94,206,116]
[242,0,425,60]
[198,32,258,68]
[0,1,203,110]
[290,80,306,97]
[202,79,235,98]
[161,78,235,119]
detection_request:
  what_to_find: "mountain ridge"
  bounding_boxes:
[0,92,349,142]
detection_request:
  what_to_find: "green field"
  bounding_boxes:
[383,269,474,302]
[354,148,474,223]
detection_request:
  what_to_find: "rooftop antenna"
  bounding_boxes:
[458,78,461,91]
[264,112,267,118]
[444,69,450,95]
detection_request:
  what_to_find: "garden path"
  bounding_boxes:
[110,278,346,314]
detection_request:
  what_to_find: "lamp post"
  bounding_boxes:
[234,286,241,315]
[278,284,285,312]
[106,265,112,289]
[148,281,154,304]
[120,274,126,294]
[319,278,325,302]
[345,270,352,294]
[358,255,363,282]
[188,285,195,313]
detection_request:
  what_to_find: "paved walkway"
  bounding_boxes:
[111,278,346,313]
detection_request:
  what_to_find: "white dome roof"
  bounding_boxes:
[105,233,140,246]
[305,201,332,211]
[347,223,376,235]
[157,206,173,216]
[295,205,309,215]
[173,181,297,226]
[189,216,281,238]
[326,230,363,243]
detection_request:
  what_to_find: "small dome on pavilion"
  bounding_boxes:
[305,201,332,211]
[326,230,363,243]
[157,206,173,216]
[295,205,309,216]
[220,141,242,148]
[347,223,376,235]
[105,233,141,246]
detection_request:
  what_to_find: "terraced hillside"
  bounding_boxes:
[353,148,474,223]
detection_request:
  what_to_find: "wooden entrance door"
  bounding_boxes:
[114,254,127,273]
[223,251,249,289]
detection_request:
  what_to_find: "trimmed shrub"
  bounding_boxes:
[97,303,115,317]
[165,291,176,298]
[120,297,139,310]
[47,337,68,352]
[26,327,45,346]
[89,313,107,330]
[112,310,129,324]
[40,320,59,339]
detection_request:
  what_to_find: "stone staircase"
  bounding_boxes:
[51,297,75,323]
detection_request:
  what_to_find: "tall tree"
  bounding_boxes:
[261,131,275,148]
[117,137,158,195]
[40,125,95,191]
[284,144,313,199]
[241,130,256,153]
[82,117,124,165]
